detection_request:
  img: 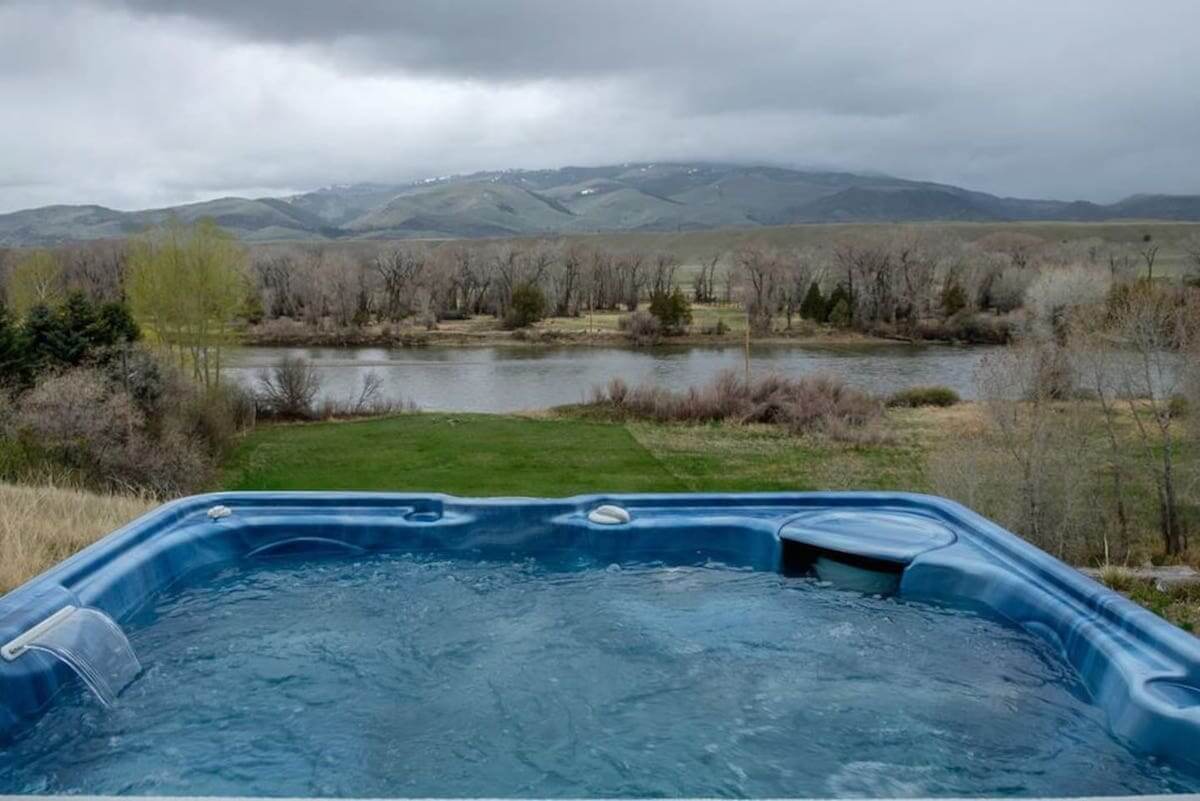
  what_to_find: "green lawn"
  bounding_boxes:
[222,412,927,496]
[222,414,688,495]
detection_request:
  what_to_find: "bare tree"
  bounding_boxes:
[491,247,523,318]
[1139,238,1160,282]
[649,253,679,297]
[374,247,428,321]
[616,252,646,310]
[975,231,1046,269]
[61,241,128,302]
[1106,245,1138,284]
[1108,286,1199,554]
[735,244,782,334]
[1182,233,1200,286]
[975,338,1089,554]
[257,356,321,419]
[587,249,619,310]
[779,248,821,329]
[1067,314,1133,552]
[692,254,720,304]
[551,244,584,316]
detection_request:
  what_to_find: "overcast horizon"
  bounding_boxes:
[2,0,1198,214]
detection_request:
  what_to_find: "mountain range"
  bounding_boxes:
[3,162,1199,246]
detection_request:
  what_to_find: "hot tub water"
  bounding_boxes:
[1,551,1196,798]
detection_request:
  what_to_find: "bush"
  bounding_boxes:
[648,287,692,334]
[827,298,851,328]
[940,282,968,317]
[257,356,322,419]
[1168,394,1189,419]
[9,368,214,495]
[504,283,547,330]
[624,310,661,346]
[1025,265,1111,338]
[587,369,881,436]
[887,386,961,408]
[825,285,852,326]
[926,311,1014,344]
[985,267,1034,313]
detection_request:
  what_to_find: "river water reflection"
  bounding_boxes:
[225,343,994,413]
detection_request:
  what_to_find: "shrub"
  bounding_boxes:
[986,267,1034,313]
[587,369,881,435]
[168,380,256,456]
[624,310,661,346]
[825,285,852,326]
[1168,394,1189,419]
[239,292,266,325]
[1025,265,1110,338]
[648,287,692,334]
[10,368,214,495]
[257,356,322,419]
[887,386,961,408]
[100,344,168,416]
[940,282,968,317]
[930,311,1014,344]
[827,298,851,328]
[504,283,547,330]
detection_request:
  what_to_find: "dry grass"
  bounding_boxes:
[0,482,155,594]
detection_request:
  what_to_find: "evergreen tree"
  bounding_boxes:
[22,303,68,371]
[504,282,547,329]
[57,291,100,365]
[0,303,30,388]
[827,298,852,328]
[825,284,852,324]
[95,301,141,347]
[799,281,826,322]
[649,286,693,334]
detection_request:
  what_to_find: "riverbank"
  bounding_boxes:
[240,304,1005,349]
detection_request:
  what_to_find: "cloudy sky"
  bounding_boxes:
[1,0,1197,212]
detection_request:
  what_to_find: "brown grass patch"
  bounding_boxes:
[0,482,155,595]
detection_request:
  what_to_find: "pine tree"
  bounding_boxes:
[799,281,826,322]
[22,303,68,371]
[0,303,30,388]
[825,284,852,324]
[57,291,100,365]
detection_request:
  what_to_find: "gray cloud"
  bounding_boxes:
[1,0,1198,212]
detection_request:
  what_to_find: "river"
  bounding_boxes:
[224,343,994,413]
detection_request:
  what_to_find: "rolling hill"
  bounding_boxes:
[2,162,1198,246]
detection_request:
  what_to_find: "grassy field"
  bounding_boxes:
[221,412,928,495]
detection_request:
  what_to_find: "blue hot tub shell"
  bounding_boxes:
[1,490,1198,777]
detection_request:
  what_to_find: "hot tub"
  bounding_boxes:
[1,491,1198,798]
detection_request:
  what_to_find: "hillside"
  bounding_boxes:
[2,162,1199,245]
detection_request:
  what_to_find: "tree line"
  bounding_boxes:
[3,225,1200,344]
